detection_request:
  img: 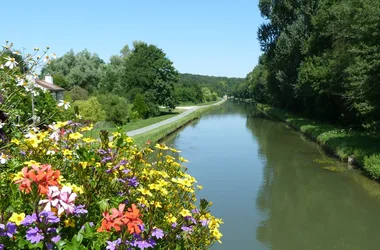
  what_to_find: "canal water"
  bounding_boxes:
[163,100,380,250]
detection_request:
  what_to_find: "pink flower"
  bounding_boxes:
[57,186,77,215]
[39,186,60,212]
[39,186,77,216]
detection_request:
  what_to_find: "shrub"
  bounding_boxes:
[67,85,89,101]
[73,97,106,123]
[364,154,380,179]
[133,94,150,119]
[97,94,129,125]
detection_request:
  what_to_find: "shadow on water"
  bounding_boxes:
[164,101,380,250]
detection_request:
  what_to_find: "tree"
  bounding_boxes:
[122,42,178,109]
[67,85,89,101]
[73,97,106,123]
[97,94,129,125]
[41,49,105,92]
[132,94,150,119]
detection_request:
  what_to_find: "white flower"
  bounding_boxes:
[16,77,26,87]
[51,53,57,59]
[0,64,4,69]
[4,57,18,69]
[0,153,8,164]
[46,150,56,155]
[12,50,21,55]
[58,100,70,110]
[0,122,5,128]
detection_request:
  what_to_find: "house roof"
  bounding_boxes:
[35,79,65,91]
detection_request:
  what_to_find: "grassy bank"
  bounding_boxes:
[256,103,380,180]
[178,98,222,107]
[85,110,185,138]
[133,104,221,147]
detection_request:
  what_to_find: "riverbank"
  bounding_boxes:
[133,100,225,147]
[256,103,380,180]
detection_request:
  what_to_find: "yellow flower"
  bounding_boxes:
[170,147,181,153]
[64,183,84,194]
[179,208,191,217]
[25,137,41,148]
[137,187,153,197]
[64,218,75,228]
[155,143,169,150]
[165,214,177,223]
[179,157,189,163]
[79,161,89,169]
[69,132,83,140]
[112,132,121,137]
[24,160,40,167]
[137,197,149,207]
[125,137,134,143]
[56,121,68,128]
[8,212,25,226]
[197,185,203,190]
[63,149,72,156]
[80,124,93,132]
[11,138,20,145]
[211,229,223,243]
[154,201,162,208]
[12,171,24,182]
[83,137,96,143]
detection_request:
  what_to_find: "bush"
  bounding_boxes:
[67,85,89,101]
[97,94,129,125]
[133,94,150,119]
[73,97,106,123]
[364,154,380,179]
[0,125,223,249]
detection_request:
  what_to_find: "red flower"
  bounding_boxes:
[14,164,60,194]
[97,203,143,234]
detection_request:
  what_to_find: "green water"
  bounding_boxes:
[163,101,380,250]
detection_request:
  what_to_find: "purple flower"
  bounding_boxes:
[6,222,17,237]
[185,216,197,224]
[39,210,60,224]
[26,227,44,244]
[0,243,4,249]
[0,222,17,237]
[171,222,177,228]
[127,176,139,187]
[152,228,164,239]
[132,239,154,250]
[21,213,37,226]
[52,235,61,243]
[181,226,193,233]
[106,238,122,250]
[191,208,200,214]
[74,205,88,215]
[200,219,209,227]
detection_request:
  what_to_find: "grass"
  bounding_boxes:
[85,109,185,138]
[133,105,220,147]
[256,103,380,180]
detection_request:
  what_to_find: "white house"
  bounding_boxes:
[34,74,65,101]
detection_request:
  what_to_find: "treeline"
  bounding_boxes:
[176,73,244,104]
[234,0,380,130]
[41,42,240,126]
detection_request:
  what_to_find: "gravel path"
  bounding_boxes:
[127,98,226,137]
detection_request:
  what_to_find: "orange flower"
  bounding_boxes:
[97,203,143,234]
[14,167,32,193]
[14,164,60,194]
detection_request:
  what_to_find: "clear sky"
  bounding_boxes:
[2,0,264,78]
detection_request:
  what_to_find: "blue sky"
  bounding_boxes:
[2,0,264,77]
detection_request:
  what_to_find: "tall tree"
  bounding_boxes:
[122,42,179,109]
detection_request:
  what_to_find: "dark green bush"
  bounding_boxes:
[364,154,380,180]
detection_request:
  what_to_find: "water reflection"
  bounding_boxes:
[164,101,380,250]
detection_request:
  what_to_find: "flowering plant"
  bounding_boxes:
[0,43,222,249]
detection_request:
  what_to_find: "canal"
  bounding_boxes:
[164,100,380,250]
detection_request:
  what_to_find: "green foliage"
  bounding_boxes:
[73,97,106,123]
[364,155,380,180]
[67,85,89,101]
[122,42,178,109]
[41,49,105,92]
[96,94,129,125]
[132,93,150,119]
[245,0,380,130]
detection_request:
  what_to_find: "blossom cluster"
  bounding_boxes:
[0,42,222,249]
